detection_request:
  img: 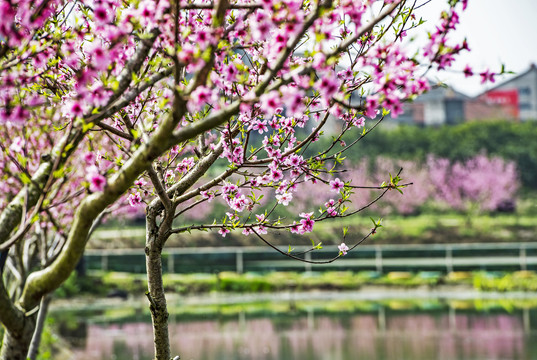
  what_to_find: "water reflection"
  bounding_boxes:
[66,306,537,360]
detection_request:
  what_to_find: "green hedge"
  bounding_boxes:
[316,121,537,188]
[55,270,537,297]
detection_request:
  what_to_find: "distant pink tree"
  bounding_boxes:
[343,155,519,216]
[428,155,519,214]
[373,157,431,215]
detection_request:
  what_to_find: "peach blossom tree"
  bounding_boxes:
[0,0,470,359]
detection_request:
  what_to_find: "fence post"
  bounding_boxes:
[101,254,108,271]
[375,246,383,273]
[168,252,175,273]
[449,306,456,332]
[378,306,386,332]
[520,247,527,271]
[445,247,453,273]
[305,252,312,273]
[236,250,243,274]
[524,308,531,333]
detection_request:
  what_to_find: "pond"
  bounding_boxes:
[54,294,537,360]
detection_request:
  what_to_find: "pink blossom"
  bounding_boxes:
[251,120,269,134]
[463,64,474,78]
[200,190,215,202]
[259,91,282,116]
[353,117,365,128]
[298,212,315,233]
[177,157,195,174]
[94,6,110,25]
[9,137,24,153]
[90,44,110,71]
[364,95,379,118]
[280,86,305,117]
[188,86,216,113]
[276,192,292,206]
[226,212,239,221]
[329,178,344,192]
[290,222,300,234]
[87,170,106,192]
[10,106,29,123]
[338,243,349,256]
[84,152,96,166]
[317,76,340,105]
[326,207,337,217]
[165,169,175,183]
[70,101,84,117]
[479,69,495,84]
[128,192,142,207]
[269,169,284,182]
[255,225,268,235]
[135,178,148,187]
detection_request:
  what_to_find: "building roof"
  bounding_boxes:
[479,63,537,95]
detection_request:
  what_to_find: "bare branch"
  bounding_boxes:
[148,166,172,211]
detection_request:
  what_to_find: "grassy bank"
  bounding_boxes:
[57,269,537,299]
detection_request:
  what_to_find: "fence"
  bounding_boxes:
[83,242,537,274]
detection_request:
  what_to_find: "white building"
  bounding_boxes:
[481,64,537,121]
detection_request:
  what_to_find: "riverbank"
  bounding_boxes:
[57,269,537,302]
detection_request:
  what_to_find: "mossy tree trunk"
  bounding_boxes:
[0,315,36,360]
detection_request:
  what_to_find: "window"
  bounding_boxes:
[519,87,532,96]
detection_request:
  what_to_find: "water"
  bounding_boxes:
[57,298,537,360]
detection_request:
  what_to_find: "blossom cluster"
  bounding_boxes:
[0,0,470,247]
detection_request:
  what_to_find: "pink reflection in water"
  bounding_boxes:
[71,312,533,360]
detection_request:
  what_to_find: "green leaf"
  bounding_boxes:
[31,213,40,223]
[64,143,74,153]
[82,122,95,133]
[130,129,140,139]
[53,168,64,178]
[20,173,31,185]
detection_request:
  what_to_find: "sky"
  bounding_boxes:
[414,0,537,96]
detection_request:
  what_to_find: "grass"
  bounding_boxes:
[57,269,537,299]
[314,213,537,244]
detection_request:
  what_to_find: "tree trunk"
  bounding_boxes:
[0,317,36,360]
[145,213,172,360]
[146,245,171,360]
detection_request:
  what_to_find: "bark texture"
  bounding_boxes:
[146,212,171,360]
[0,314,36,360]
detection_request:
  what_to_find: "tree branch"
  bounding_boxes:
[0,273,24,335]
[18,96,189,310]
